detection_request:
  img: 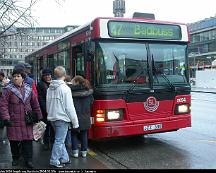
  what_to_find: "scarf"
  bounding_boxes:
[6,83,32,103]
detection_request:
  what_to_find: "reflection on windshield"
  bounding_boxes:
[96,42,149,86]
[150,44,187,86]
[95,42,187,88]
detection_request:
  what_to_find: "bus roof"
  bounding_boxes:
[25,17,188,58]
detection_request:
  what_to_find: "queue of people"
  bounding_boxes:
[0,64,94,169]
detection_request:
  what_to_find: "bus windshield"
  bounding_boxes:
[95,41,187,89]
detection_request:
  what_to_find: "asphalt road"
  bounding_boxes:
[89,91,216,169]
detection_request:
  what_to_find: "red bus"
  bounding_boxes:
[25,17,191,140]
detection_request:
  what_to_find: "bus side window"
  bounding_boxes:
[76,53,85,76]
[72,45,85,77]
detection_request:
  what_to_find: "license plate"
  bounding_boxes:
[144,124,162,131]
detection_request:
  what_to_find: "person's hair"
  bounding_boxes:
[0,71,5,77]
[72,75,91,89]
[54,66,66,79]
[64,75,71,82]
[12,68,26,79]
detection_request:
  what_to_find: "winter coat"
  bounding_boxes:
[70,85,94,130]
[46,80,79,128]
[0,83,43,141]
[37,79,50,121]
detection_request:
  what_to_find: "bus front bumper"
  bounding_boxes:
[91,116,191,139]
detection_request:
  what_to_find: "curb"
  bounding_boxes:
[191,90,216,94]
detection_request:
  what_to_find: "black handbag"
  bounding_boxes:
[25,111,38,125]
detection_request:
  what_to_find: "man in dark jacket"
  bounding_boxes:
[24,63,34,79]
[36,68,54,150]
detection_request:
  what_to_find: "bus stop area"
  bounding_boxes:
[0,139,108,169]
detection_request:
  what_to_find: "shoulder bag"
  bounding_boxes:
[25,111,38,125]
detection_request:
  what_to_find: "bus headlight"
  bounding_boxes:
[175,104,190,114]
[106,109,123,121]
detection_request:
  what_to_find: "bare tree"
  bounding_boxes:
[0,0,65,58]
[0,0,38,37]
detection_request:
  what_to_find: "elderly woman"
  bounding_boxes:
[0,68,42,168]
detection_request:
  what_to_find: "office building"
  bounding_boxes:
[0,25,78,76]
[188,16,216,78]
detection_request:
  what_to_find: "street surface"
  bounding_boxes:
[89,91,216,169]
[0,138,108,169]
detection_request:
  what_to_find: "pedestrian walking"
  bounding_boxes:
[36,68,54,150]
[0,68,43,168]
[46,66,79,168]
[70,75,94,158]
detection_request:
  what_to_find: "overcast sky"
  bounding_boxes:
[31,0,216,27]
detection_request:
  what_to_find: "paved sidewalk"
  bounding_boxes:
[0,139,108,169]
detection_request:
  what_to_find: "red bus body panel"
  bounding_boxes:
[89,95,191,139]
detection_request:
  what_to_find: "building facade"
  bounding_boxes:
[188,16,216,78]
[0,25,78,76]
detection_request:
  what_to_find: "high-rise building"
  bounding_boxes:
[0,25,78,76]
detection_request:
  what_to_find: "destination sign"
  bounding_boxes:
[108,21,182,40]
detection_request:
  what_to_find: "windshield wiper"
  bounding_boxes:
[159,74,176,91]
[152,55,175,91]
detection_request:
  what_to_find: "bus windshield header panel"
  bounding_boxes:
[108,21,182,40]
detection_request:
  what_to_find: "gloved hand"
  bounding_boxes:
[72,127,80,133]
[3,120,12,127]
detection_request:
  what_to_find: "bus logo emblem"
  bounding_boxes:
[144,96,159,112]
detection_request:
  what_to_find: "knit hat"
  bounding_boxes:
[42,69,52,76]
[14,63,25,70]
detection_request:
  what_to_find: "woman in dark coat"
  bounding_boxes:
[0,68,42,168]
[70,75,94,158]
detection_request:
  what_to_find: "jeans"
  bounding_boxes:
[71,130,88,151]
[50,120,70,166]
